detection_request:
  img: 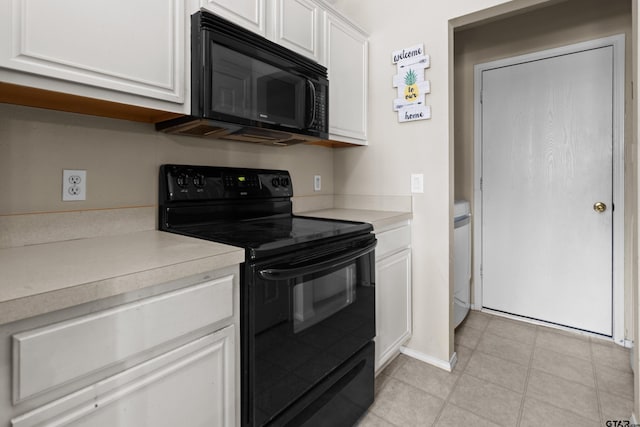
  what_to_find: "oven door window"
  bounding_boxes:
[292,264,356,333]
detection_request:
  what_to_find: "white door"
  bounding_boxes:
[480,46,614,336]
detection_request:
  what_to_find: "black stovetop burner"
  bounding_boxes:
[170,215,371,259]
[158,164,373,258]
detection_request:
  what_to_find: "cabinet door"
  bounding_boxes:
[201,0,266,36]
[271,0,322,63]
[376,248,412,371]
[324,12,368,144]
[0,0,184,104]
[11,326,236,427]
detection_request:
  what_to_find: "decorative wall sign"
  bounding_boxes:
[392,44,431,122]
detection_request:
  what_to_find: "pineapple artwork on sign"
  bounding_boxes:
[392,43,431,122]
[404,69,419,101]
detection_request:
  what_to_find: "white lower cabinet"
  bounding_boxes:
[375,222,412,372]
[0,267,239,427]
[12,327,235,427]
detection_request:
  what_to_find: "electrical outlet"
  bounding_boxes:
[314,175,321,192]
[63,170,86,201]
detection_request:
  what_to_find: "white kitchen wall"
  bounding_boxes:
[0,103,334,217]
[330,0,559,366]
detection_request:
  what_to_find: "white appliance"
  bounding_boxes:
[454,200,471,328]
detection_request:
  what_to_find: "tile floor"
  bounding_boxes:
[357,310,634,426]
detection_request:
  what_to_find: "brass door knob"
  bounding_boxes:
[593,202,607,213]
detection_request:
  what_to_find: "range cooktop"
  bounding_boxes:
[159,165,373,259]
[169,215,372,259]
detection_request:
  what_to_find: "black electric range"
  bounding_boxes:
[159,165,376,427]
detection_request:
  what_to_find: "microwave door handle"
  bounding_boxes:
[258,241,376,281]
[306,79,317,128]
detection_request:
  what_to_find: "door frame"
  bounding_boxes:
[472,34,626,344]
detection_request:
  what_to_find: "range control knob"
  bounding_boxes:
[281,177,290,187]
[271,177,280,187]
[176,173,189,188]
[192,174,206,188]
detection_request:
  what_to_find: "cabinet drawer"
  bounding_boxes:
[12,275,234,403]
[376,224,411,259]
[12,326,235,427]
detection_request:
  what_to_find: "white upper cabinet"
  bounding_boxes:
[323,11,368,144]
[269,0,322,64]
[0,0,186,112]
[203,0,321,63]
[201,0,267,36]
[0,0,369,142]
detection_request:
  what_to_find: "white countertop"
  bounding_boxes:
[0,209,410,325]
[0,230,244,324]
[299,208,412,231]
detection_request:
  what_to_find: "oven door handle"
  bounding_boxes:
[258,240,376,281]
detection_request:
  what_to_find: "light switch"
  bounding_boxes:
[411,174,424,193]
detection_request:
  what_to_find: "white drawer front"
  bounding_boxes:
[13,275,234,402]
[376,224,411,259]
[12,326,235,427]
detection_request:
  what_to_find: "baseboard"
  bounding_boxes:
[400,346,456,372]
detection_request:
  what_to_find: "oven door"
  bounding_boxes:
[244,235,376,427]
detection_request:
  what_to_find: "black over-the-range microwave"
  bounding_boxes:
[156,10,329,146]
